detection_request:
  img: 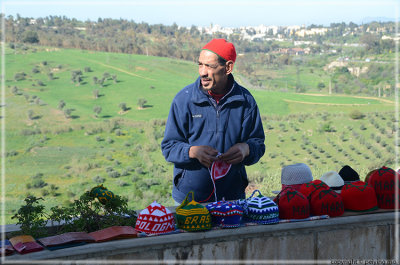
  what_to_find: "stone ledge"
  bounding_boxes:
[4,211,398,263]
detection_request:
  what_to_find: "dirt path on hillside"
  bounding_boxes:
[82,58,155,81]
[298,93,395,104]
[283,99,392,106]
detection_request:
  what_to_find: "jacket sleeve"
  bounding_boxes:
[161,99,193,165]
[241,103,265,166]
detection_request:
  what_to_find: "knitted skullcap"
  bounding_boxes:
[281,163,313,186]
[367,166,399,209]
[310,189,344,217]
[340,181,378,212]
[320,171,344,192]
[202,39,236,63]
[339,165,360,184]
[274,189,310,220]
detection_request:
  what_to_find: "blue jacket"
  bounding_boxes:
[161,75,265,203]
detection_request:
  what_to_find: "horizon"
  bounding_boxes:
[2,0,399,28]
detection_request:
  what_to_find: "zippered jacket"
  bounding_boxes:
[161,75,265,203]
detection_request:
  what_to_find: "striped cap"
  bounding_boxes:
[238,190,279,224]
[176,191,212,231]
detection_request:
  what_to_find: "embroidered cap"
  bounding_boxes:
[176,191,212,231]
[90,184,115,204]
[237,190,279,224]
[340,181,378,211]
[274,189,310,220]
[367,166,399,209]
[299,180,330,199]
[310,189,344,217]
[206,200,243,228]
[135,201,176,235]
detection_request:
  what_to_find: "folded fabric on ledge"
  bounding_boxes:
[1,239,15,256]
[38,232,95,250]
[9,235,44,254]
[89,226,138,242]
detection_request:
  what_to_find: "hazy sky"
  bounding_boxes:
[2,0,399,28]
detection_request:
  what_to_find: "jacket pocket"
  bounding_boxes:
[174,169,186,189]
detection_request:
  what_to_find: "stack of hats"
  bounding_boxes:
[279,163,313,192]
[320,171,344,193]
[176,191,211,231]
[135,201,176,235]
[90,184,115,204]
[310,189,344,217]
[206,200,244,228]
[339,165,360,184]
[367,166,399,209]
[299,180,330,199]
[340,181,378,212]
[237,190,279,224]
[274,189,310,220]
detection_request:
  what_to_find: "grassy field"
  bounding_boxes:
[3,46,398,224]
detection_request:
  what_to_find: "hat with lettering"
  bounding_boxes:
[206,200,244,228]
[339,165,360,184]
[340,181,378,211]
[367,166,399,209]
[299,180,330,199]
[176,191,212,231]
[365,169,378,183]
[274,189,310,220]
[135,201,175,235]
[202,38,237,63]
[320,171,344,193]
[280,163,314,192]
[237,190,279,224]
[310,188,344,217]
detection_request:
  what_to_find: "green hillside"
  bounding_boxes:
[3,46,398,224]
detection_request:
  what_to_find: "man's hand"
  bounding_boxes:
[189,145,219,168]
[218,143,249,165]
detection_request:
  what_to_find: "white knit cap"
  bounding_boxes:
[281,163,313,185]
[320,171,344,193]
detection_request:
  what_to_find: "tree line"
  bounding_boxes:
[2,14,396,62]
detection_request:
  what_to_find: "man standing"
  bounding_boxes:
[161,39,265,204]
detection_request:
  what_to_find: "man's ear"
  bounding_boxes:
[225,61,234,75]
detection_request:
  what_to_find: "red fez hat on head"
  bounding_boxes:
[202,39,236,63]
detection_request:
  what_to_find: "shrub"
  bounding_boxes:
[14,72,27,81]
[93,176,105,184]
[137,98,147,109]
[11,196,48,237]
[349,110,365,120]
[58,100,66,110]
[108,170,120,178]
[119,102,127,112]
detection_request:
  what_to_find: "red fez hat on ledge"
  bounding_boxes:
[202,39,237,63]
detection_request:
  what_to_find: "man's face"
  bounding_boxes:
[198,50,228,92]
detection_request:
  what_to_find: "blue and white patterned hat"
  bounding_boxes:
[206,200,244,228]
[236,190,279,224]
